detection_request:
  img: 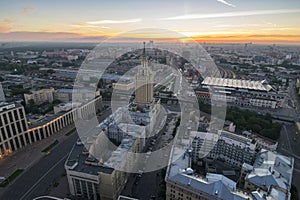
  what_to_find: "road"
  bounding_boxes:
[277,124,300,196]
[0,132,78,200]
[121,111,179,199]
[288,79,300,121]
[0,108,112,200]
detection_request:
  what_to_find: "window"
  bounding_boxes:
[8,112,13,122]
[13,110,19,120]
[3,114,8,124]
[6,126,11,138]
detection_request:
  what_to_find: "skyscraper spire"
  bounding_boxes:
[142,42,148,69]
[143,41,146,57]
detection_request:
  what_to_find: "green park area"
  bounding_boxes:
[198,102,282,140]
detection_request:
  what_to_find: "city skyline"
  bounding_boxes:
[0,0,300,44]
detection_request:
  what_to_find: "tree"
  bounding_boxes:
[28,99,35,106]
[47,69,55,74]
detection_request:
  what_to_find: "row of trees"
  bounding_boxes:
[198,101,281,140]
[226,107,281,140]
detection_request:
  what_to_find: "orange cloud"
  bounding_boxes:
[0,19,13,33]
[191,34,300,44]
[0,30,299,44]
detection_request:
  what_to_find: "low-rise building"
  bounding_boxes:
[191,130,257,167]
[243,131,278,151]
[112,81,135,91]
[54,88,100,102]
[53,102,81,114]
[199,77,285,109]
[24,88,55,105]
[26,96,102,144]
[244,149,294,199]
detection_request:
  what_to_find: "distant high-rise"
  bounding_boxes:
[135,42,154,110]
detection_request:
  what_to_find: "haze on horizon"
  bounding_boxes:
[0,0,300,44]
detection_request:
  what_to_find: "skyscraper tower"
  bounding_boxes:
[135,42,154,110]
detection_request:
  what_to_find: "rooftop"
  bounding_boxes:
[166,129,251,200]
[202,77,274,92]
[251,186,289,200]
[169,173,251,200]
[246,149,294,191]
[0,102,21,113]
[65,137,114,176]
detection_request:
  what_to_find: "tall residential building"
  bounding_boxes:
[135,42,154,110]
[0,102,29,156]
[24,87,55,105]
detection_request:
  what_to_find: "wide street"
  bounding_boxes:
[277,123,300,195]
[0,108,112,200]
[0,131,78,200]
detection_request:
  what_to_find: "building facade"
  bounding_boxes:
[24,88,55,105]
[191,130,257,168]
[199,77,285,109]
[135,43,154,110]
[26,96,102,144]
[54,88,100,103]
[0,102,29,156]
[0,95,102,158]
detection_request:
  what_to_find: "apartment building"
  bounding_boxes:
[191,130,257,167]
[24,88,55,105]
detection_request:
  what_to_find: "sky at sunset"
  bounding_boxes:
[1,0,300,44]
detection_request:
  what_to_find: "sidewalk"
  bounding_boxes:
[0,124,75,179]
